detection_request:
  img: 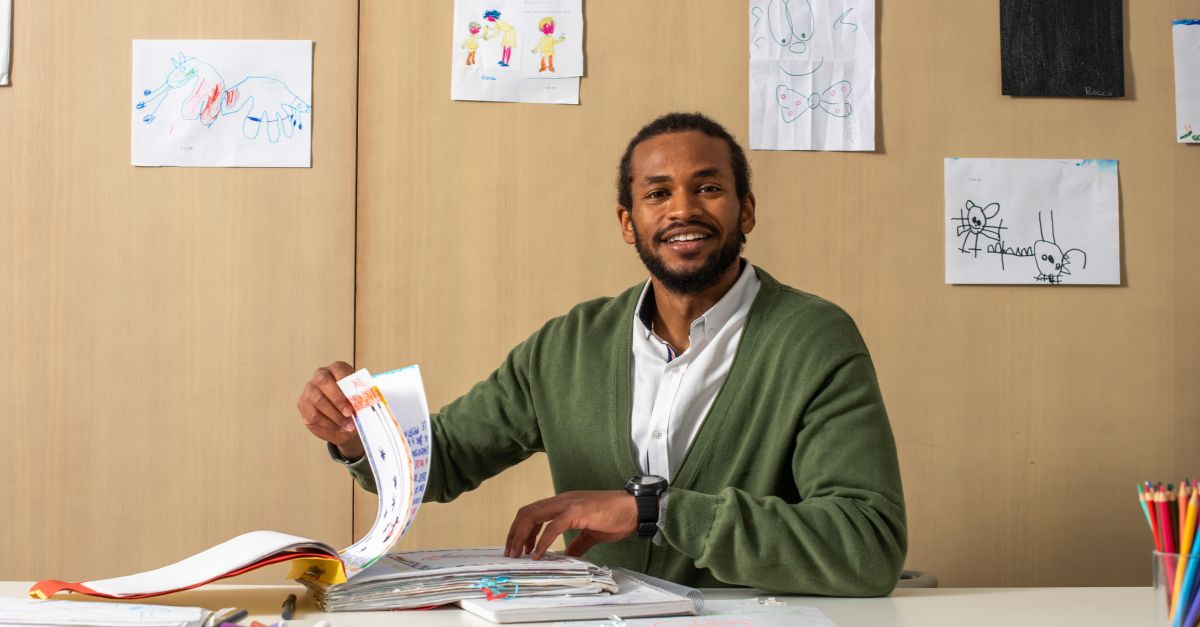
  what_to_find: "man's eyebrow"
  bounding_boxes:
[641,168,724,185]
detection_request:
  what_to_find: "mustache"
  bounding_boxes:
[656,220,717,242]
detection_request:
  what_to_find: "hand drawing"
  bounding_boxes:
[1182,124,1200,141]
[952,200,1005,257]
[222,76,311,143]
[531,16,566,72]
[462,21,483,66]
[776,81,852,122]
[135,53,310,143]
[1032,211,1087,284]
[482,10,517,67]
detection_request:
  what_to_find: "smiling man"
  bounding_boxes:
[298,112,906,596]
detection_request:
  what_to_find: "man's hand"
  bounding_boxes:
[296,361,364,460]
[505,490,639,560]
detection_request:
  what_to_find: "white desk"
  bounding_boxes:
[0,582,1156,626]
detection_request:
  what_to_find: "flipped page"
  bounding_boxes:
[29,367,431,599]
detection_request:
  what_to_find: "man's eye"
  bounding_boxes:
[698,185,722,193]
[646,189,668,198]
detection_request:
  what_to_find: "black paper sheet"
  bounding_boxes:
[1000,0,1124,97]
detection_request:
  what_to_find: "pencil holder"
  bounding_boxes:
[1155,551,1200,627]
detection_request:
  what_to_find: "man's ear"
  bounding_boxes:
[740,192,757,235]
[617,206,636,244]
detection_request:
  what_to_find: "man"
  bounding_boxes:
[297,112,906,596]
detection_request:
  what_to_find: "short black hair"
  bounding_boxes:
[616,112,752,210]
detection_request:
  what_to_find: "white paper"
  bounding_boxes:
[0,598,208,627]
[945,158,1120,285]
[749,0,875,151]
[131,40,312,167]
[82,531,336,596]
[336,366,432,577]
[1174,20,1200,143]
[451,0,582,104]
[0,0,11,86]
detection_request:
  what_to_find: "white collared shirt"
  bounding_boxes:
[630,263,761,482]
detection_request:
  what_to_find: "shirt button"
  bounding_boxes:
[653,430,663,439]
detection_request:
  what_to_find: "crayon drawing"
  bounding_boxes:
[136,54,310,143]
[749,0,875,151]
[944,158,1118,285]
[451,0,583,104]
[131,40,312,168]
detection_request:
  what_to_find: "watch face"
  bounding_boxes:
[634,475,666,486]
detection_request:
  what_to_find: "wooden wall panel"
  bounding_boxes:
[356,0,1200,587]
[0,2,358,581]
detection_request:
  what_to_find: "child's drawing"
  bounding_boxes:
[483,9,518,67]
[764,0,815,54]
[131,40,312,167]
[531,16,567,73]
[136,53,310,143]
[450,0,583,104]
[944,158,1118,285]
[462,21,483,66]
[1031,211,1087,284]
[749,0,876,151]
[951,200,1005,257]
[775,81,852,122]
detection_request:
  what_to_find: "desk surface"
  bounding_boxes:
[0,582,1156,626]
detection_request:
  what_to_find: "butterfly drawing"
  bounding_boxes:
[775,81,852,122]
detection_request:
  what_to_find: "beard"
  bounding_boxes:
[632,217,745,295]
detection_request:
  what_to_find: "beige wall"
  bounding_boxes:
[357,0,1200,588]
[0,2,358,582]
[3,0,1198,589]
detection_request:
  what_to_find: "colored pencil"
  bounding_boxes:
[1171,489,1199,620]
[1150,483,1164,552]
[1161,486,1178,555]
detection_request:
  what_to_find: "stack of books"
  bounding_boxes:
[299,547,617,611]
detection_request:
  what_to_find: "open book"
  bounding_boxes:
[31,367,432,600]
[300,547,617,611]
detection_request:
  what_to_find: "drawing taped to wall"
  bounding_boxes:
[451,0,583,104]
[136,54,310,144]
[944,158,1119,285]
[131,40,312,168]
[1174,20,1200,144]
[749,0,875,151]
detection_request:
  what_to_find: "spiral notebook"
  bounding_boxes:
[457,567,702,624]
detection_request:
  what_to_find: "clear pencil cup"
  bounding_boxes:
[1155,551,1200,627]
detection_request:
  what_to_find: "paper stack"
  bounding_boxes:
[300,547,616,611]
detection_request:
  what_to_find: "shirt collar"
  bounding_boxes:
[633,259,759,343]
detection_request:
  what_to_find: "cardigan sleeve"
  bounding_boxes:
[658,353,907,596]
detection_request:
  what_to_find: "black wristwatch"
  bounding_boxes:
[625,475,668,539]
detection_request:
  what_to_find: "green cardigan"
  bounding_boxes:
[346,267,906,596]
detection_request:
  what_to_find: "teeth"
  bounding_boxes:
[667,233,708,243]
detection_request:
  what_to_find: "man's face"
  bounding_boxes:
[618,131,756,295]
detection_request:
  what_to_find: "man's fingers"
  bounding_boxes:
[506,500,559,557]
[305,383,354,431]
[312,367,355,422]
[520,522,544,557]
[565,532,598,558]
[532,518,570,560]
[328,361,354,380]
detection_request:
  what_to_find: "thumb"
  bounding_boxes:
[565,532,599,558]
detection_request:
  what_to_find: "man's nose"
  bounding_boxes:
[664,190,704,221]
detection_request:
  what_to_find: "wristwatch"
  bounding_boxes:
[624,475,668,539]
